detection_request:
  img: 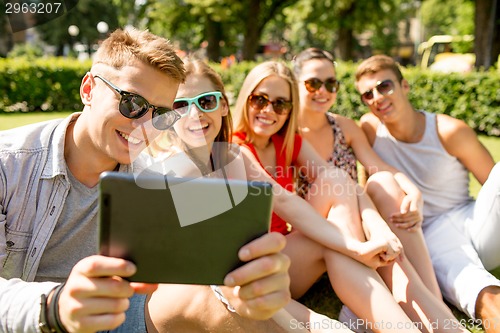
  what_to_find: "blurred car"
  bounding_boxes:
[418,35,475,73]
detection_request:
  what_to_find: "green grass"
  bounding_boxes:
[470,136,500,198]
[0,111,73,130]
[1,112,499,332]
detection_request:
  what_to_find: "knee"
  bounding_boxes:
[366,171,394,186]
[365,171,398,197]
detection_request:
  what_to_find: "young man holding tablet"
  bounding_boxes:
[0,28,291,332]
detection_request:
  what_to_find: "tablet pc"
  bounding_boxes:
[98,171,273,285]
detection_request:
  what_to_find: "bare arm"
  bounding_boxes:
[347,116,423,215]
[358,114,423,229]
[240,145,395,269]
[348,118,421,196]
[355,184,403,262]
[437,114,495,185]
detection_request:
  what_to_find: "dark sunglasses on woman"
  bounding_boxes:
[247,94,293,115]
[360,79,395,103]
[94,74,181,130]
[304,77,340,93]
[173,91,222,116]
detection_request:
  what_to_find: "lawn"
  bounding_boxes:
[0,111,73,131]
[1,112,499,332]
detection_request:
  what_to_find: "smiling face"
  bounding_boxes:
[172,74,227,150]
[79,60,179,167]
[298,58,337,115]
[355,69,410,123]
[247,75,291,144]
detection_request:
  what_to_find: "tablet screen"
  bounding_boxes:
[98,172,272,284]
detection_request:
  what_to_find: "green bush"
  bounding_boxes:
[7,43,44,59]
[1,58,499,136]
[0,57,90,113]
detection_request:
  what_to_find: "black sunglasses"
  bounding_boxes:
[94,74,181,130]
[360,79,395,103]
[247,94,293,115]
[304,78,340,93]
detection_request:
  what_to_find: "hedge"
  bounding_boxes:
[1,58,499,136]
[0,57,91,113]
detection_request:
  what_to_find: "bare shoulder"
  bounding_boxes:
[435,113,483,158]
[334,113,357,128]
[335,114,364,145]
[435,113,476,145]
[359,113,379,145]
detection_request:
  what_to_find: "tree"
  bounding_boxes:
[239,0,298,60]
[147,0,299,61]
[419,0,500,69]
[280,0,416,61]
[475,0,499,69]
[35,0,119,56]
[146,0,232,61]
[420,0,474,39]
[0,11,12,57]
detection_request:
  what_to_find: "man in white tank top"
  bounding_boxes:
[354,55,500,332]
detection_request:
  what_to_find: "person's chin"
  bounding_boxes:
[253,126,278,137]
[185,133,214,148]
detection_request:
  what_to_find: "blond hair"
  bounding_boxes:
[355,54,403,83]
[233,61,299,166]
[92,28,185,82]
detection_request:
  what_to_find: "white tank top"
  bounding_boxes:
[373,111,473,220]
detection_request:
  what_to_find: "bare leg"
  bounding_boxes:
[378,259,469,332]
[283,231,421,333]
[284,230,328,299]
[324,250,422,333]
[285,300,354,333]
[476,286,500,333]
[302,170,466,332]
[365,171,441,298]
[146,284,289,332]
[305,167,365,241]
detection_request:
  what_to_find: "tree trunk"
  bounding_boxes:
[56,43,65,57]
[337,26,355,61]
[205,16,223,62]
[336,2,356,61]
[241,0,262,61]
[491,1,500,66]
[475,0,498,69]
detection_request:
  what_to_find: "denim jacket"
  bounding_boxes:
[0,113,130,332]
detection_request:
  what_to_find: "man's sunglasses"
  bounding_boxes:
[247,94,293,115]
[172,91,222,116]
[94,74,180,130]
[360,79,395,103]
[304,78,340,93]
